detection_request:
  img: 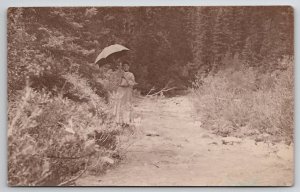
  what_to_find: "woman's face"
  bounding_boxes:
[123,64,130,72]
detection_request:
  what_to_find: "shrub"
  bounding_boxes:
[8,74,128,186]
[191,57,294,143]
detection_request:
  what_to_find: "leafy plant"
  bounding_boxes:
[8,74,130,186]
[191,57,294,143]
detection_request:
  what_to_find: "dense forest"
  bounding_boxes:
[8,7,293,186]
[8,6,293,97]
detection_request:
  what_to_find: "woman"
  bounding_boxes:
[113,61,136,125]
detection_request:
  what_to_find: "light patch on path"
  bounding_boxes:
[76,96,294,186]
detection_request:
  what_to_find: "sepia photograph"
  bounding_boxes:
[7,6,294,186]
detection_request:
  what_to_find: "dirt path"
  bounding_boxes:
[77,96,294,186]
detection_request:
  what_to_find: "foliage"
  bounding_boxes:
[190,7,293,79]
[7,6,294,185]
[7,75,127,186]
[8,7,293,96]
[191,57,294,143]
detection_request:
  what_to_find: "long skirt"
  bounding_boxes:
[112,86,133,124]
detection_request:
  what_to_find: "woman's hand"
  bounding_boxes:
[119,76,129,87]
[120,70,125,78]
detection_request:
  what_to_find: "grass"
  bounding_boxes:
[191,57,294,144]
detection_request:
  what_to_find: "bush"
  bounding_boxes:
[191,57,294,143]
[8,74,128,186]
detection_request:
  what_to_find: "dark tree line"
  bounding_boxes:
[8,6,293,97]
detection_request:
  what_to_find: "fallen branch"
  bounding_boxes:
[146,86,155,96]
[148,87,177,96]
[58,160,88,186]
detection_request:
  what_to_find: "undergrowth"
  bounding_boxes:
[8,73,135,186]
[191,57,294,144]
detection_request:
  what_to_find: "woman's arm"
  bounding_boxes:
[125,73,136,86]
